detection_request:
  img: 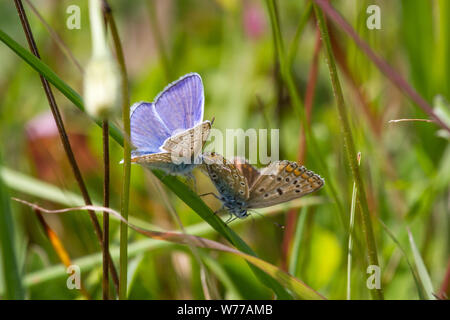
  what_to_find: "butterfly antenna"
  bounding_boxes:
[210,116,215,125]
[249,210,285,230]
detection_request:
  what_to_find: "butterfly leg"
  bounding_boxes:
[225,215,238,224]
[199,192,222,200]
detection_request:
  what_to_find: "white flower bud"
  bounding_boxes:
[83,54,121,119]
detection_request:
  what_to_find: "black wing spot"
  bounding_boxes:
[276,177,282,182]
[240,182,245,186]
[258,188,265,192]
[285,177,290,182]
[295,189,301,193]
[293,180,298,185]
[277,188,283,195]
[264,193,269,198]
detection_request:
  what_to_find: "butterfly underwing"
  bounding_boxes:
[202,153,324,219]
[129,73,212,176]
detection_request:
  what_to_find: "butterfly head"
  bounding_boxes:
[223,198,249,219]
[235,209,249,219]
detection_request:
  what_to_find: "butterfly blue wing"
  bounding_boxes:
[154,73,204,132]
[130,102,171,156]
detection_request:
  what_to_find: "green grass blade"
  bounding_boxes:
[288,207,308,276]
[154,172,292,299]
[0,28,294,298]
[378,220,426,299]
[287,1,312,67]
[346,180,357,300]
[14,199,325,300]
[0,155,25,299]
[265,0,347,229]
[199,251,243,299]
[6,165,323,298]
[407,228,436,299]
[23,196,322,288]
[313,3,383,300]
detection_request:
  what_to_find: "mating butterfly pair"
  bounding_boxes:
[129,73,324,220]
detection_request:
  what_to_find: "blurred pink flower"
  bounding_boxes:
[243,0,266,40]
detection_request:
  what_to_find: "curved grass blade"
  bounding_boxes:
[23,196,322,288]
[407,228,436,300]
[378,220,426,299]
[15,199,326,300]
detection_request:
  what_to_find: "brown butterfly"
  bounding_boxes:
[201,153,324,220]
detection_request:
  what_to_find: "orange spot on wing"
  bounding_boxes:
[294,168,304,176]
[285,164,295,173]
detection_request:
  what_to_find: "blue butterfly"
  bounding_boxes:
[129,73,212,179]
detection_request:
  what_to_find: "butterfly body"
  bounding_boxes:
[201,153,249,217]
[129,73,211,177]
[202,153,324,220]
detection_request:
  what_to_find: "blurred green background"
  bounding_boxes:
[0,0,448,300]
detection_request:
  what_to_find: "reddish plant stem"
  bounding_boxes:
[281,27,322,272]
[438,258,450,299]
[313,0,450,134]
[14,0,119,294]
[328,27,381,137]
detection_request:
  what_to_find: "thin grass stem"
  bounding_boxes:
[13,0,120,295]
[102,120,110,300]
[347,152,361,300]
[313,3,383,300]
[265,0,347,230]
[102,1,131,300]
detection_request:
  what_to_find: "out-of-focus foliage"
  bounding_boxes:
[0,0,448,300]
